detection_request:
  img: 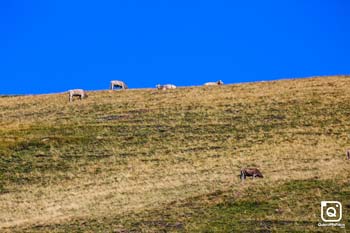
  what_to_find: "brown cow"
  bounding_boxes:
[240,168,263,180]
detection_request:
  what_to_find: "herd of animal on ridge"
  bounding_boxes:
[68,80,224,102]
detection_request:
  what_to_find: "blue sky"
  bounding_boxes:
[1,1,349,94]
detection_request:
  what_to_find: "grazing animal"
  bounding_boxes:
[347,150,350,160]
[68,89,88,102]
[204,80,224,86]
[110,80,128,90]
[156,84,176,90]
[240,168,264,180]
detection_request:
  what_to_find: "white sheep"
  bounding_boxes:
[156,84,177,90]
[204,80,224,86]
[68,89,88,102]
[110,80,128,90]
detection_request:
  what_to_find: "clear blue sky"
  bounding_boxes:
[1,1,349,94]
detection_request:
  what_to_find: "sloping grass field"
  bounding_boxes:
[0,76,349,232]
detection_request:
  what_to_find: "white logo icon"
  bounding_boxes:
[321,201,342,222]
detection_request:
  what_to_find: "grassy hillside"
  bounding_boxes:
[0,76,349,232]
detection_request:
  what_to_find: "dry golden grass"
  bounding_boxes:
[0,76,350,232]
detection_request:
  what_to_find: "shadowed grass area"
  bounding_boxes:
[1,76,350,232]
[184,180,349,232]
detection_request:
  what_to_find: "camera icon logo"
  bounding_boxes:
[321,201,342,222]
